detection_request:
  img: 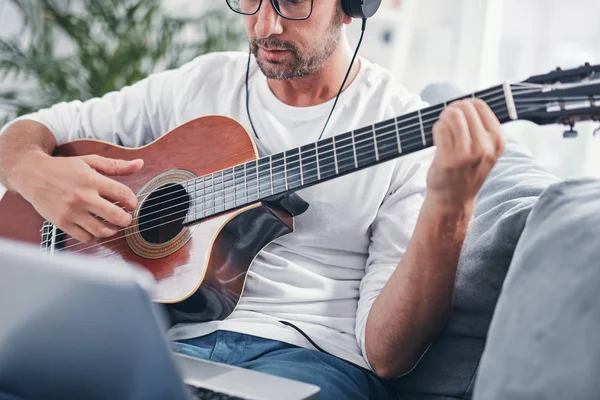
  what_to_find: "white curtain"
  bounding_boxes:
[396,0,600,178]
[489,0,600,178]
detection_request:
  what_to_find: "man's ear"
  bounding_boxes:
[342,14,353,25]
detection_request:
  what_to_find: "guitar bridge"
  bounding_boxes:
[40,221,64,252]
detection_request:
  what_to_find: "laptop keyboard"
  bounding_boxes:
[187,384,248,400]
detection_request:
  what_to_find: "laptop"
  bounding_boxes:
[0,239,319,400]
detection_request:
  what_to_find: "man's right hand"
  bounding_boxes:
[14,152,144,243]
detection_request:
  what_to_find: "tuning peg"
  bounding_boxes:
[563,127,578,138]
[581,62,595,80]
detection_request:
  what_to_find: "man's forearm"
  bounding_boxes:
[0,120,57,191]
[365,196,473,378]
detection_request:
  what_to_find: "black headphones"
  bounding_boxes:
[341,0,382,19]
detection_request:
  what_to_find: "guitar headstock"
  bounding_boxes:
[512,62,600,137]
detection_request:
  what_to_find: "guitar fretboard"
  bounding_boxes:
[183,84,513,224]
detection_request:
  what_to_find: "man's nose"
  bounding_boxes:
[254,0,284,38]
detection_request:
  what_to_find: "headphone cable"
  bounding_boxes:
[244,17,375,372]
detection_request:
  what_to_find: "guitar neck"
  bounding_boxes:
[183,84,514,224]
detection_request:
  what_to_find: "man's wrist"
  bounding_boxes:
[11,149,50,194]
[423,193,474,218]
[421,195,474,238]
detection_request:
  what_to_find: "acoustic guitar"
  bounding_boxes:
[1,64,599,321]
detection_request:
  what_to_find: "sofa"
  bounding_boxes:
[473,177,600,400]
[389,131,561,399]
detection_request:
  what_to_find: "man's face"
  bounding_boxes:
[243,0,346,80]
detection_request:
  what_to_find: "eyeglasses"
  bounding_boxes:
[226,0,314,21]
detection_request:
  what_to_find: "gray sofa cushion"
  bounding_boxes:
[391,133,560,399]
[473,178,600,400]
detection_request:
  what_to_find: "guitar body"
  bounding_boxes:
[0,116,299,321]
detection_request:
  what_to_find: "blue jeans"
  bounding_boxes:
[172,330,389,400]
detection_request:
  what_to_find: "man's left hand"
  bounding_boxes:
[426,99,505,210]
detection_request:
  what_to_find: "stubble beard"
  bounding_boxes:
[250,12,344,80]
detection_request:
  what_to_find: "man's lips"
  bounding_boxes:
[259,46,290,60]
[260,46,288,52]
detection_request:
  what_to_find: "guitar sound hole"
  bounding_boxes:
[138,183,190,244]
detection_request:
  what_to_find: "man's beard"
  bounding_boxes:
[250,14,344,80]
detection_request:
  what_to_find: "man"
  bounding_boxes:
[0,0,504,398]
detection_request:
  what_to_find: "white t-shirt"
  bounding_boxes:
[2,51,434,370]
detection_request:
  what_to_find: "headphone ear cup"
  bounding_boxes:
[341,0,382,19]
[340,0,353,18]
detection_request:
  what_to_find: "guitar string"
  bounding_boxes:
[120,90,597,210]
[69,94,592,256]
[56,106,515,254]
[69,109,515,257]
[61,87,563,231]
[49,87,598,249]
[69,88,532,224]
[42,77,600,251]
[53,91,585,253]
[50,87,597,252]
[48,96,515,250]
[101,85,535,206]
[70,82,594,210]
[48,84,540,239]
[128,90,600,210]
[128,86,541,199]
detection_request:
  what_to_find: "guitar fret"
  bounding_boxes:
[223,168,234,210]
[332,137,339,175]
[285,148,302,190]
[234,164,245,207]
[190,181,195,221]
[300,143,318,185]
[283,153,289,191]
[203,175,212,217]
[189,181,195,222]
[244,163,248,203]
[351,131,358,168]
[299,148,304,186]
[316,144,321,180]
[503,82,518,120]
[233,169,237,206]
[199,177,204,218]
[372,124,379,161]
[395,117,402,154]
[194,180,199,217]
[257,157,271,198]
[214,171,224,213]
[331,132,352,174]
[256,160,260,198]
[418,109,426,146]
[221,170,225,212]
[316,138,335,180]
[231,168,236,207]
[245,161,259,203]
[374,120,398,161]
[270,156,274,194]
[271,153,286,194]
